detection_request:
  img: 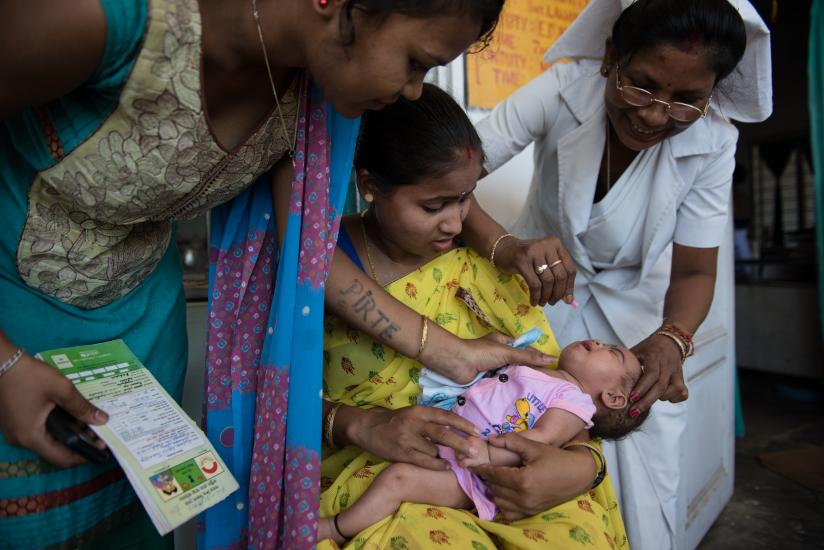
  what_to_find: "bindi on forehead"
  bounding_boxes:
[634,46,713,94]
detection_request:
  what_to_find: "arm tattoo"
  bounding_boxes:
[379,323,400,341]
[338,277,400,340]
[353,290,376,322]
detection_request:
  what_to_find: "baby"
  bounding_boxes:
[319,338,648,543]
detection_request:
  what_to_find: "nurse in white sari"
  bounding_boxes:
[467,0,772,547]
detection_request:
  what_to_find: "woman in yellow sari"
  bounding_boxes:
[319,84,628,549]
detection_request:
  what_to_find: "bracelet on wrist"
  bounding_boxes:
[654,330,688,362]
[658,323,695,357]
[489,233,515,268]
[412,315,429,361]
[659,323,695,357]
[0,348,24,378]
[654,323,694,362]
[562,439,607,490]
[323,401,343,450]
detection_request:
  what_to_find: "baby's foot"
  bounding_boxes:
[318,516,346,545]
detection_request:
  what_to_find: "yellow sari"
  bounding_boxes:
[320,247,628,550]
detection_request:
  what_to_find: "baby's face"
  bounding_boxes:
[559,339,642,394]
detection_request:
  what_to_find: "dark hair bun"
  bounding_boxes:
[612,0,746,83]
[354,83,483,190]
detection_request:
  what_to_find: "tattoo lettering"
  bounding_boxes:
[353,290,376,322]
[371,310,390,329]
[379,323,400,341]
[337,277,400,341]
[340,280,364,296]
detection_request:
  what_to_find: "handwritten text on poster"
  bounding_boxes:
[467,0,588,109]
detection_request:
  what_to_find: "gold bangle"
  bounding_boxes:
[489,233,515,267]
[324,402,343,450]
[562,439,607,489]
[413,315,429,361]
[654,330,687,361]
[659,323,695,357]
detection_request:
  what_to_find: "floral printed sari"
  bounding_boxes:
[319,246,629,549]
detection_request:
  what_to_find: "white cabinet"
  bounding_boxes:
[679,220,736,549]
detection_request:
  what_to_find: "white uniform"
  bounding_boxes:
[476,2,771,546]
[479,59,737,348]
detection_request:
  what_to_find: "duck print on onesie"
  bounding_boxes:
[482,394,547,436]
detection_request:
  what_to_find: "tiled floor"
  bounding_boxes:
[699,369,824,549]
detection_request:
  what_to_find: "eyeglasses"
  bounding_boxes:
[615,64,711,123]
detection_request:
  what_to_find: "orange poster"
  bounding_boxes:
[467,0,589,110]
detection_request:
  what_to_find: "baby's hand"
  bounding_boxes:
[457,436,490,468]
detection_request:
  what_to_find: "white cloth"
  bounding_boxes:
[418,368,483,411]
[477,1,772,542]
[579,148,654,269]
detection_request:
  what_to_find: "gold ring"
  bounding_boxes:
[548,259,563,269]
[535,264,549,275]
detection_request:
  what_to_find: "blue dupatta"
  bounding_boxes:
[199,82,360,549]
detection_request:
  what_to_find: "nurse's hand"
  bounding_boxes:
[629,334,689,414]
[494,236,576,306]
[0,352,109,467]
[341,404,482,471]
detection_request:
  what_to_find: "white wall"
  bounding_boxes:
[471,131,535,228]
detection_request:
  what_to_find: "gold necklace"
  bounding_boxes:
[251,0,299,167]
[360,210,380,283]
[605,118,612,193]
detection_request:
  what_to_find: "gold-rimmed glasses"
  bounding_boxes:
[615,64,712,123]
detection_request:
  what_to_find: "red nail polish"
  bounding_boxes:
[630,392,639,402]
[630,408,640,418]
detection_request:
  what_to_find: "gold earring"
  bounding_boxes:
[364,193,374,203]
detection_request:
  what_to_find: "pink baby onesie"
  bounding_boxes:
[439,365,596,520]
